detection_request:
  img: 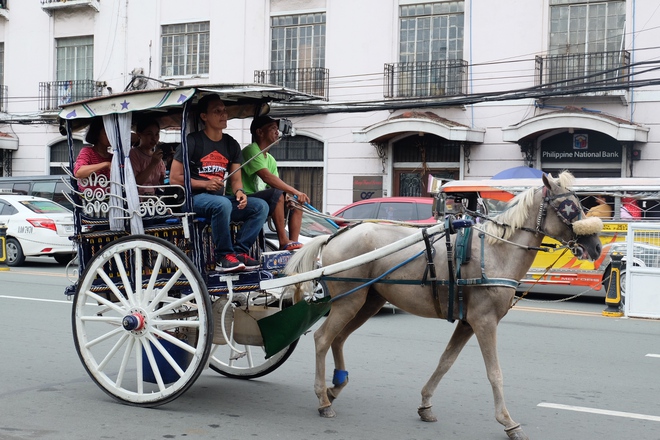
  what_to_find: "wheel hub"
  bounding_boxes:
[122,311,146,334]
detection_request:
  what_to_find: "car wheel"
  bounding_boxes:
[54,253,75,265]
[6,237,26,267]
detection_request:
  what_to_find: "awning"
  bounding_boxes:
[354,111,485,143]
[58,88,197,120]
[502,109,649,143]
[0,131,18,150]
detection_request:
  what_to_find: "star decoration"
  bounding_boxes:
[177,94,188,103]
[558,200,579,221]
[121,100,130,110]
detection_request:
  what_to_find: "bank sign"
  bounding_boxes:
[541,131,622,163]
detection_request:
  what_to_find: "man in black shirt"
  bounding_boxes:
[171,94,268,272]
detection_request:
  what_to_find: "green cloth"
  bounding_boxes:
[241,142,280,195]
[257,296,332,358]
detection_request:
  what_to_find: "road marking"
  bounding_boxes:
[0,295,70,304]
[513,306,601,317]
[538,402,660,422]
[0,269,69,278]
[646,353,660,358]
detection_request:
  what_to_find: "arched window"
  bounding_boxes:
[50,139,83,175]
[271,134,324,209]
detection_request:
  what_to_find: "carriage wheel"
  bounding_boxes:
[72,234,212,407]
[208,338,298,379]
[207,292,298,379]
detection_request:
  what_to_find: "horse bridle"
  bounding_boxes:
[523,186,584,254]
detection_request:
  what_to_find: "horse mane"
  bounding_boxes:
[480,171,574,244]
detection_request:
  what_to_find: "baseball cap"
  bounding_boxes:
[250,115,280,136]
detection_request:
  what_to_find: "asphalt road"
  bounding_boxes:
[1,258,659,440]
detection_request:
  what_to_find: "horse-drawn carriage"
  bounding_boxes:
[61,84,603,440]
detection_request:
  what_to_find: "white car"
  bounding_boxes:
[0,194,76,266]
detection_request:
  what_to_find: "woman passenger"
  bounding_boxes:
[74,118,112,192]
[129,117,166,195]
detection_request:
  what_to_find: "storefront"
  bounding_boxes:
[502,109,649,178]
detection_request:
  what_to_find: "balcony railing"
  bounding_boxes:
[40,0,100,13]
[384,59,468,98]
[254,67,329,100]
[535,50,630,91]
[0,85,7,112]
[39,80,104,112]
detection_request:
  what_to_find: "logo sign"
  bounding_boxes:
[353,176,383,202]
[541,131,621,163]
[573,134,588,150]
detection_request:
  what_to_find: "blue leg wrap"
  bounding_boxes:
[332,369,349,386]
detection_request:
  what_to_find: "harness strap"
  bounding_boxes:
[422,228,442,318]
[454,225,473,321]
[444,217,457,323]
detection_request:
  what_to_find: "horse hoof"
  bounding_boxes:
[505,425,529,440]
[319,406,336,418]
[417,406,437,423]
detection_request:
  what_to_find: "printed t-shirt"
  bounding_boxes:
[174,131,243,195]
[240,142,280,195]
[129,148,166,195]
[73,146,112,192]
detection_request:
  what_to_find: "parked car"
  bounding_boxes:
[0,194,76,266]
[332,197,435,224]
[0,175,73,210]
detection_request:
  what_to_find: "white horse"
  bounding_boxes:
[285,172,603,440]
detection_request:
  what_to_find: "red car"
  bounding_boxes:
[332,197,435,224]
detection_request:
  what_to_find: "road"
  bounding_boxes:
[1,258,659,440]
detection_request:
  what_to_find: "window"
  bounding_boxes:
[0,200,17,216]
[50,139,83,175]
[271,13,326,71]
[271,135,324,209]
[54,36,96,105]
[547,0,626,84]
[338,204,376,220]
[396,2,465,97]
[549,0,625,55]
[399,2,464,64]
[267,13,328,97]
[161,22,210,77]
[56,36,94,81]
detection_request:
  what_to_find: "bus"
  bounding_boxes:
[0,175,73,210]
[436,176,660,297]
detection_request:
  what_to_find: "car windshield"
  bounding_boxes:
[300,212,338,237]
[19,200,70,214]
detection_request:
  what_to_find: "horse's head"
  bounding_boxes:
[540,172,602,261]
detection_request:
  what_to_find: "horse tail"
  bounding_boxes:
[283,234,330,303]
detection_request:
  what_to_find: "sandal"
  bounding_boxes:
[280,241,303,251]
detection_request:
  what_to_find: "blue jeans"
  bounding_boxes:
[193,192,268,257]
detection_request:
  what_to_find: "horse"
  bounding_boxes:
[284,172,603,440]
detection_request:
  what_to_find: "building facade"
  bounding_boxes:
[0,0,658,213]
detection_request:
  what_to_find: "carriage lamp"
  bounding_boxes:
[603,252,624,317]
[0,223,8,271]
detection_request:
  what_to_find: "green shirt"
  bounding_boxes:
[241,142,279,195]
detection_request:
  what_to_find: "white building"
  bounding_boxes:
[0,0,658,213]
